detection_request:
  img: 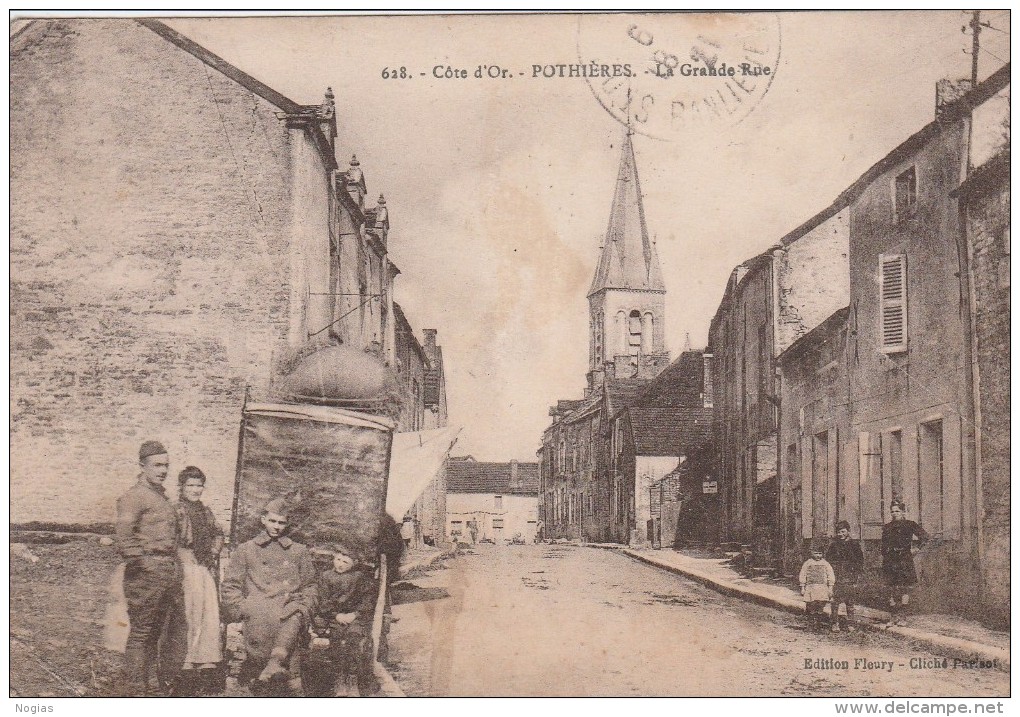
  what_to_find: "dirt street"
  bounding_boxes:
[384,544,1009,697]
[10,540,122,697]
[9,539,1009,698]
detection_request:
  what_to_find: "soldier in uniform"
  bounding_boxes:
[221,498,318,690]
[115,440,183,695]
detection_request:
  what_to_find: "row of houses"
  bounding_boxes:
[11,18,449,535]
[539,135,717,548]
[539,65,1009,627]
[710,66,1010,625]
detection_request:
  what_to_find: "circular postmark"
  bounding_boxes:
[577,12,781,139]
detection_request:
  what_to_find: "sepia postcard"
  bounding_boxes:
[9,10,1011,703]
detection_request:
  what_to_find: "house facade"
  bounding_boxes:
[772,66,1009,621]
[10,19,400,525]
[418,329,451,546]
[777,307,850,572]
[610,351,714,546]
[953,84,1010,625]
[447,460,540,543]
[709,203,850,563]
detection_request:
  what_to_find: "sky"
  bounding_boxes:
[159,11,1010,462]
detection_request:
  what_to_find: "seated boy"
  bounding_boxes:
[305,543,380,696]
[220,498,318,691]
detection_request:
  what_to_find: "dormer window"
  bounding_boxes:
[894,166,917,222]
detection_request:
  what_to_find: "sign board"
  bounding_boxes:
[702,480,718,494]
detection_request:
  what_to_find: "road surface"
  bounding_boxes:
[385,544,1008,697]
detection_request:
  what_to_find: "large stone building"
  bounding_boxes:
[10,19,407,526]
[540,133,671,543]
[767,65,1009,623]
[709,199,850,565]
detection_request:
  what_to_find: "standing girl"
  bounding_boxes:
[175,466,224,693]
[881,499,928,627]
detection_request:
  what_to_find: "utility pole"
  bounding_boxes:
[969,10,981,87]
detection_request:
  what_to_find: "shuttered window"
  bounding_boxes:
[879,254,907,352]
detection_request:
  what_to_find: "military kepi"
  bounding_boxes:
[138,440,168,460]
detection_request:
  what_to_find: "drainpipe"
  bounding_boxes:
[954,157,983,581]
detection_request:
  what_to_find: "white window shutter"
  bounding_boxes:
[879,254,907,352]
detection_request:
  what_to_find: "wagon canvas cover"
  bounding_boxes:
[232,403,395,564]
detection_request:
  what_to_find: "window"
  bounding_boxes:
[494,495,503,510]
[702,354,714,408]
[879,254,908,352]
[758,323,768,402]
[918,420,945,534]
[493,519,504,530]
[884,430,903,503]
[628,310,642,356]
[894,166,917,220]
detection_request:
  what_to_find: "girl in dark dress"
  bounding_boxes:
[881,499,928,626]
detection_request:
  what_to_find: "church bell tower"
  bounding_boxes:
[587,132,668,390]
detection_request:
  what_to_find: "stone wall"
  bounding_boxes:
[11,19,306,526]
[964,165,1010,625]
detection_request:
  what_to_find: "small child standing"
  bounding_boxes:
[799,543,836,632]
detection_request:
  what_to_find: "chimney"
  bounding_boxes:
[423,329,438,355]
[510,459,519,488]
[935,78,973,118]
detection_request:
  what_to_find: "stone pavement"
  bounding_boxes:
[590,544,1009,673]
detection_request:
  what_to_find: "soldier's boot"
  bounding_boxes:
[120,645,149,696]
[257,648,290,683]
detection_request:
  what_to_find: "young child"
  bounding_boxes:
[306,544,379,696]
[826,520,864,633]
[799,542,836,632]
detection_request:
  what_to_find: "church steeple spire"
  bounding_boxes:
[587,133,666,297]
[586,133,669,389]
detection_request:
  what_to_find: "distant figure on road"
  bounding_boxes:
[115,440,182,696]
[400,516,415,549]
[221,498,317,691]
[826,520,864,633]
[881,500,929,627]
[799,542,835,632]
